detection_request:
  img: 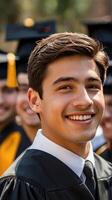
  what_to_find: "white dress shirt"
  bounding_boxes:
[30,129,95,181]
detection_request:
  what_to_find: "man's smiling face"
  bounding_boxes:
[29,55,105,154]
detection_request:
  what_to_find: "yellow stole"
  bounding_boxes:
[0,131,21,175]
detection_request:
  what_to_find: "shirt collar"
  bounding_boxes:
[30,129,95,178]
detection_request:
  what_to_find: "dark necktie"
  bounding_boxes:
[83,160,96,198]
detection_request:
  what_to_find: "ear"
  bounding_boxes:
[27,88,42,113]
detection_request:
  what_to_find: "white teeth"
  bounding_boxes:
[68,115,92,121]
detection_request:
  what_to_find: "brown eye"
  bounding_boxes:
[59,84,73,90]
[87,84,101,90]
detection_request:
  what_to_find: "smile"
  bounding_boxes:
[67,114,94,121]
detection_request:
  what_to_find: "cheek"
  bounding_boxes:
[42,95,69,119]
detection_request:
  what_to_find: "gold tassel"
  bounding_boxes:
[6,53,18,88]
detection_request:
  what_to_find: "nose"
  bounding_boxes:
[72,87,93,110]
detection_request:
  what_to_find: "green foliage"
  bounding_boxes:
[0,0,92,32]
[0,0,20,23]
[31,0,92,32]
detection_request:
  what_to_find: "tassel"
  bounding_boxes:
[6,53,18,88]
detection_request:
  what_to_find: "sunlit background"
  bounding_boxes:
[0,0,112,52]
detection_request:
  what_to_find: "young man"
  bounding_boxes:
[0,32,112,200]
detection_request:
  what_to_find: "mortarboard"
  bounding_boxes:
[5,18,56,73]
[6,18,56,41]
[0,50,18,87]
[84,17,112,62]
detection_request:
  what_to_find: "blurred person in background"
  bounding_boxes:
[0,50,30,175]
[85,18,112,153]
[5,18,56,142]
[96,67,112,162]
[16,56,41,142]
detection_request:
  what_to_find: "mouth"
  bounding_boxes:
[22,102,34,115]
[66,114,95,121]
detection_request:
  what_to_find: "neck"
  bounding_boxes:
[64,141,91,159]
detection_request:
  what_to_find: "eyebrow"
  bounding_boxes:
[53,76,101,85]
[53,77,78,85]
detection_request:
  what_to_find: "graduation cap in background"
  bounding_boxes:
[5,18,56,74]
[84,18,112,94]
[16,56,28,75]
[0,50,18,88]
[84,20,112,60]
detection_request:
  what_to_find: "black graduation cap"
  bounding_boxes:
[16,56,28,75]
[6,18,56,41]
[84,17,112,62]
[5,18,56,73]
[0,50,8,79]
[0,50,18,87]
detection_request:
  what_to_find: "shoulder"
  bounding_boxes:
[0,149,82,192]
[0,150,45,199]
[0,149,57,186]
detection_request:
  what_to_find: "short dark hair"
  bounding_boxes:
[28,32,109,98]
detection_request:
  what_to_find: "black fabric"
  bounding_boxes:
[100,148,112,163]
[6,20,56,41]
[84,21,112,60]
[0,122,21,144]
[83,161,96,198]
[0,150,112,199]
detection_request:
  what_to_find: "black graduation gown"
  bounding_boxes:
[0,149,112,200]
